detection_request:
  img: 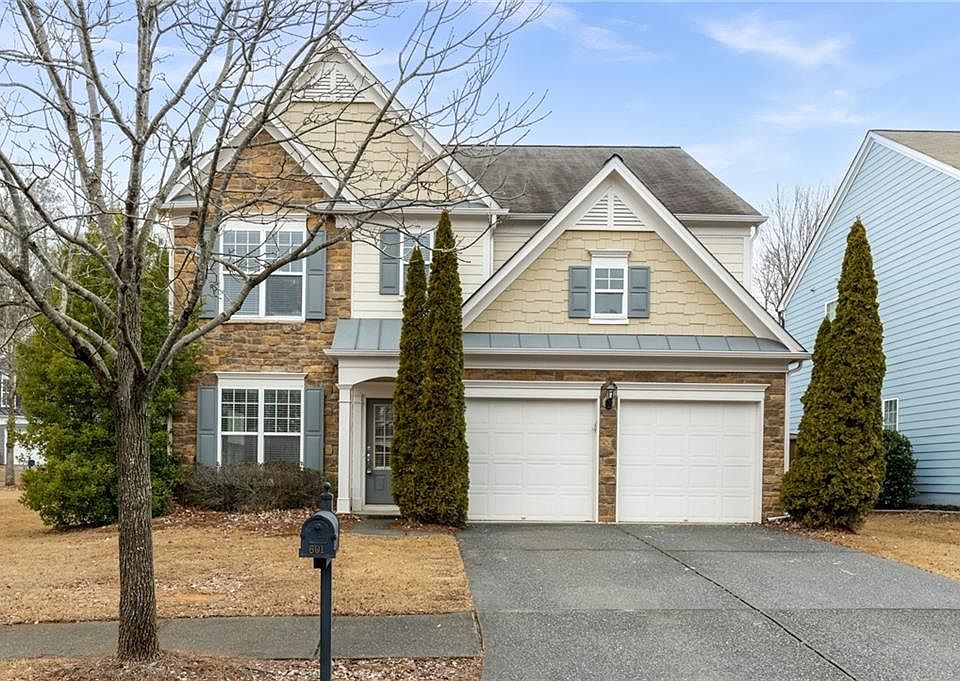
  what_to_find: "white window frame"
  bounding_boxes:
[220,218,307,321]
[0,373,10,406]
[590,251,629,324]
[217,375,306,466]
[401,230,433,292]
[883,397,899,431]
[825,299,837,321]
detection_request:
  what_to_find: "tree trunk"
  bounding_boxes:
[4,369,15,487]
[115,310,160,659]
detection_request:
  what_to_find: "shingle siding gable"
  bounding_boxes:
[785,141,960,505]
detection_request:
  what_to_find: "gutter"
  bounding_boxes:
[326,347,811,361]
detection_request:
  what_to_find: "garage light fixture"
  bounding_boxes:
[603,380,617,410]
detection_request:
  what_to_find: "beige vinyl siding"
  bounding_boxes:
[493,222,540,270]
[695,234,747,282]
[280,101,466,203]
[352,214,490,318]
[467,229,751,336]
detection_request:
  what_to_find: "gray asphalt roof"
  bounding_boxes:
[453,146,761,217]
[331,319,789,354]
[874,130,960,171]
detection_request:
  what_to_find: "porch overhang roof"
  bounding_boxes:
[327,319,808,361]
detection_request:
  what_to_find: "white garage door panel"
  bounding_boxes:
[619,400,760,523]
[467,398,595,521]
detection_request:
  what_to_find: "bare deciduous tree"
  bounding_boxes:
[0,0,542,660]
[754,183,833,312]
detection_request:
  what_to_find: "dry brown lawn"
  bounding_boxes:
[791,511,960,581]
[0,654,481,681]
[0,488,472,624]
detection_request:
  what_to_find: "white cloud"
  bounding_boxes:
[701,13,848,68]
[757,103,865,129]
[538,5,661,63]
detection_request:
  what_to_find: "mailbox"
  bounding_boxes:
[299,509,340,560]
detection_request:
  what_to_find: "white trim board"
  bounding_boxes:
[464,380,601,400]
[460,156,805,353]
[616,382,768,402]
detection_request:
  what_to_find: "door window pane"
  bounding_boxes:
[373,403,394,469]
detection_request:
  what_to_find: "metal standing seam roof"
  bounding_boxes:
[330,319,791,354]
[452,145,762,217]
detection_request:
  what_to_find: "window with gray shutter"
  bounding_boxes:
[627,266,650,318]
[568,266,591,318]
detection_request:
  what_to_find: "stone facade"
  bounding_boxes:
[463,368,787,520]
[170,133,350,476]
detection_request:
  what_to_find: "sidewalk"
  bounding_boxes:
[0,613,480,660]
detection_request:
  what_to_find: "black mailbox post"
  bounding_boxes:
[299,482,339,681]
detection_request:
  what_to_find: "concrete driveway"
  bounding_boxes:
[458,524,960,681]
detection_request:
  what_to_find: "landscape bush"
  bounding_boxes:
[877,430,917,509]
[176,463,334,512]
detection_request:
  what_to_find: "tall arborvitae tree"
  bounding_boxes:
[413,211,469,526]
[392,246,428,517]
[781,316,833,515]
[783,218,885,530]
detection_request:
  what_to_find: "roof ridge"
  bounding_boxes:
[873,128,960,135]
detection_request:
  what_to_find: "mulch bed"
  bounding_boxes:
[145,507,361,537]
[0,654,482,681]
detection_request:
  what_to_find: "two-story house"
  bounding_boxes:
[170,41,807,523]
[781,129,960,507]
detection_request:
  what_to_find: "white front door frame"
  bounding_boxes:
[615,382,768,523]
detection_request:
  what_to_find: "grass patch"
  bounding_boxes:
[0,653,481,680]
[0,488,472,624]
[787,511,960,580]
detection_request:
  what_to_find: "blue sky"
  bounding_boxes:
[376,2,960,213]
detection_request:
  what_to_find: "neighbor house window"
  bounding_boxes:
[883,398,899,431]
[590,252,628,322]
[0,374,10,406]
[825,299,837,321]
[219,380,303,465]
[221,223,305,319]
[402,232,433,290]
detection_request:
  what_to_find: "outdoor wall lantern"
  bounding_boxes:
[603,380,618,410]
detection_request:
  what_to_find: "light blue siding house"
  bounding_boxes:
[781,130,960,506]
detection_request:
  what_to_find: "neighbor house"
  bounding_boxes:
[781,129,960,507]
[168,41,807,523]
[0,367,30,470]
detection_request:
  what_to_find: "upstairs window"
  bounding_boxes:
[221,224,305,319]
[590,252,628,323]
[402,233,433,290]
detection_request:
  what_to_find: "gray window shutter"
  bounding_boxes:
[568,266,591,318]
[379,229,401,295]
[200,262,219,318]
[196,386,218,466]
[628,266,650,318]
[305,229,327,319]
[304,388,324,471]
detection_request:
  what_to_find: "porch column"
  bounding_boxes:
[337,385,352,513]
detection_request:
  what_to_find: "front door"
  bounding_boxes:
[365,399,394,505]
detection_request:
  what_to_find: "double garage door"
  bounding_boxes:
[466,395,761,523]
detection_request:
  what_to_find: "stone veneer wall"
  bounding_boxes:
[170,132,350,476]
[463,368,787,520]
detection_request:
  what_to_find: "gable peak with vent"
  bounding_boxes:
[575,185,645,230]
